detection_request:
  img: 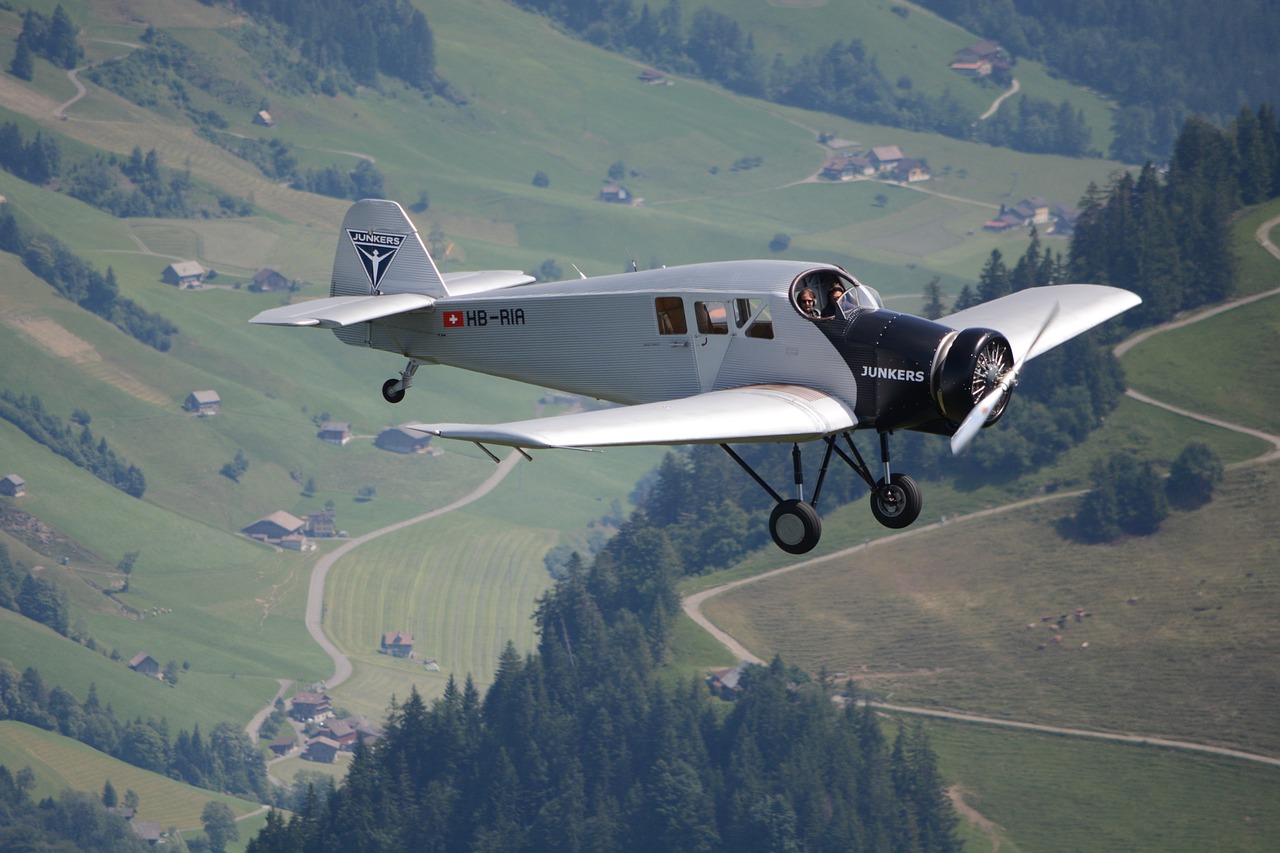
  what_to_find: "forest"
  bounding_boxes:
[247,539,961,853]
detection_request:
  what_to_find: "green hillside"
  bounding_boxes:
[1,0,1275,847]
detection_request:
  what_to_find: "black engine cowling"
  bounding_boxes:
[934,327,1014,427]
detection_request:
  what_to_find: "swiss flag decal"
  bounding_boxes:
[443,311,465,328]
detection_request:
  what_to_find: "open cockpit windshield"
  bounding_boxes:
[791,268,882,320]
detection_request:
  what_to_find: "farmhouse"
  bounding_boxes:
[317,421,352,445]
[304,736,340,763]
[128,652,161,678]
[949,40,1010,77]
[0,474,25,497]
[183,390,221,416]
[242,511,306,541]
[162,261,206,288]
[290,691,332,723]
[984,197,1056,232]
[375,425,432,454]
[869,145,905,173]
[381,630,414,658]
[317,718,358,748]
[638,67,664,84]
[599,182,631,204]
[268,734,296,757]
[706,662,748,700]
[306,510,337,538]
[254,109,274,127]
[249,268,289,292]
[820,154,874,181]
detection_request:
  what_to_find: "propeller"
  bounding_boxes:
[950,302,1059,455]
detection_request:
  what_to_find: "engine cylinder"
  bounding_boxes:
[934,328,1013,425]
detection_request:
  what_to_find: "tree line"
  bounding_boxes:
[0,654,270,802]
[0,392,146,498]
[913,0,1280,164]
[509,0,1093,157]
[7,4,81,80]
[0,542,71,637]
[247,542,960,852]
[0,765,152,853]
[0,209,178,352]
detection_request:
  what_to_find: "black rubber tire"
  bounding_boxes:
[769,499,823,554]
[869,474,922,529]
[382,378,406,404]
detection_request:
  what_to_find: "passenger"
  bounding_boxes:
[821,282,847,318]
[797,288,821,318]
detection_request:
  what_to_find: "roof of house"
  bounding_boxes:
[319,421,351,432]
[166,261,205,278]
[871,145,905,162]
[129,652,155,667]
[293,691,329,705]
[188,389,220,403]
[383,631,413,645]
[1,474,23,486]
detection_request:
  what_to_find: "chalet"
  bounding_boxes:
[307,510,337,538]
[318,718,358,748]
[162,261,206,288]
[869,145,905,173]
[599,182,631,204]
[304,736,340,763]
[381,630,414,658]
[707,662,748,700]
[949,40,1010,77]
[894,158,931,183]
[820,154,874,181]
[638,68,664,84]
[0,474,25,497]
[290,691,332,722]
[242,511,306,541]
[249,268,289,293]
[183,390,221,416]
[129,652,161,678]
[131,821,163,844]
[984,197,1053,232]
[317,421,352,445]
[254,110,274,127]
[375,425,432,454]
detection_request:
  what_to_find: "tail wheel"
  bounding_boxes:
[382,378,406,404]
[870,475,922,529]
[769,499,822,554]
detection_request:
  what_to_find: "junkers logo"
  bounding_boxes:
[861,366,926,382]
[347,229,405,292]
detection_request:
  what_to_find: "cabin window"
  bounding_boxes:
[695,301,729,335]
[655,297,687,335]
[735,298,774,339]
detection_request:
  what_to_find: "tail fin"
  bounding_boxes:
[332,199,449,299]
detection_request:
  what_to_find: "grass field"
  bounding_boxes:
[0,720,262,830]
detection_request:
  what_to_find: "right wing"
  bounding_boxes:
[405,384,857,449]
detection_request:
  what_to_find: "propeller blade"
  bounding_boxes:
[950,301,1060,455]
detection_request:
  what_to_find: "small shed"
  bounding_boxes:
[129,652,161,678]
[0,474,25,497]
[381,631,414,658]
[162,261,206,288]
[250,268,289,293]
[184,390,221,416]
[254,110,274,127]
[268,734,296,757]
[317,421,352,445]
[375,426,432,454]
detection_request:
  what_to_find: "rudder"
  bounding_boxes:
[332,199,449,299]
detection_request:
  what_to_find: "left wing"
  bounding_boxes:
[405,384,857,449]
[938,284,1140,362]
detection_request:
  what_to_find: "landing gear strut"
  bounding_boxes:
[721,431,923,555]
[382,360,420,404]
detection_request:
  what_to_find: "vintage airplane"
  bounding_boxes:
[252,199,1140,554]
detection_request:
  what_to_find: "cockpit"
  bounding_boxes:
[791,269,882,320]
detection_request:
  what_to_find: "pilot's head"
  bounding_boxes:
[828,283,846,301]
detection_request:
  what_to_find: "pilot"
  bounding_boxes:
[797,288,821,318]
[821,282,847,318]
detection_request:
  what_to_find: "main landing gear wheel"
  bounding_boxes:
[382,378,406,404]
[869,475,922,529]
[769,499,823,554]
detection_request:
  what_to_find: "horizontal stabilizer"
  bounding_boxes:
[249,293,435,328]
[405,384,857,449]
[442,270,537,295]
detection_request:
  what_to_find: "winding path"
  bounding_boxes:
[305,451,522,689]
[684,217,1280,767]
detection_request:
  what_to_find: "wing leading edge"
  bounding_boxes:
[405,384,857,449]
[937,284,1140,362]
